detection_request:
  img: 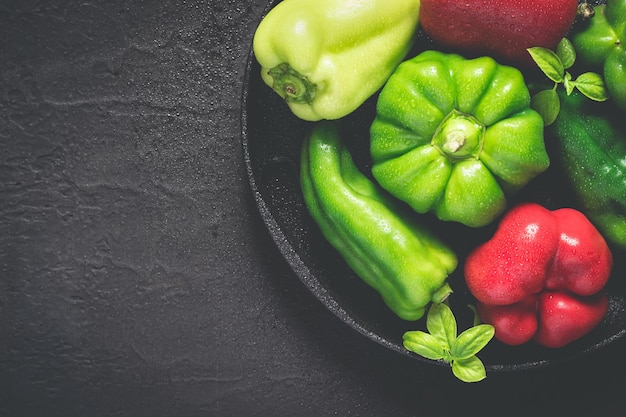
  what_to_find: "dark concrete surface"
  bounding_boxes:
[2,1,626,416]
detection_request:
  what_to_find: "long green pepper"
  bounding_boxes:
[300,122,457,321]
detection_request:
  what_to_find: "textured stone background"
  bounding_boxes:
[2,1,626,416]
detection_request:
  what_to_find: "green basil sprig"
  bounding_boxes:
[528,38,608,126]
[403,303,495,383]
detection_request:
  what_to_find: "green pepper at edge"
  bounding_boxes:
[370,50,550,228]
[301,121,457,321]
[550,89,626,250]
[252,0,421,121]
[572,0,626,110]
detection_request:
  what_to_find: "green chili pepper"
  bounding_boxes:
[572,0,626,110]
[300,122,457,321]
[252,0,421,121]
[370,50,550,228]
[549,89,626,250]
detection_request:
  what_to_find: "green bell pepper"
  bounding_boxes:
[301,122,457,321]
[252,0,421,121]
[572,0,626,110]
[370,51,550,227]
[550,90,626,250]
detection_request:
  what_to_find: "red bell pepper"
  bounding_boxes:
[464,202,613,348]
[418,0,579,67]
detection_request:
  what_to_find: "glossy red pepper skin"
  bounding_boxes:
[534,292,608,348]
[465,203,612,348]
[419,0,579,67]
[465,203,556,305]
[477,292,609,348]
[476,296,539,346]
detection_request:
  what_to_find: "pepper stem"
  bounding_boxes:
[267,63,317,104]
[431,282,453,304]
[432,110,485,161]
[577,3,595,20]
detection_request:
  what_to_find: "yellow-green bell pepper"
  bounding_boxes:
[252,0,421,121]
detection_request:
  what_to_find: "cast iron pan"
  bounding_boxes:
[241,0,626,373]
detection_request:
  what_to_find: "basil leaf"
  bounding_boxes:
[452,356,487,383]
[531,89,561,126]
[528,47,564,83]
[573,72,609,101]
[403,330,446,360]
[450,324,495,360]
[426,303,456,348]
[556,38,576,69]
[403,304,495,383]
